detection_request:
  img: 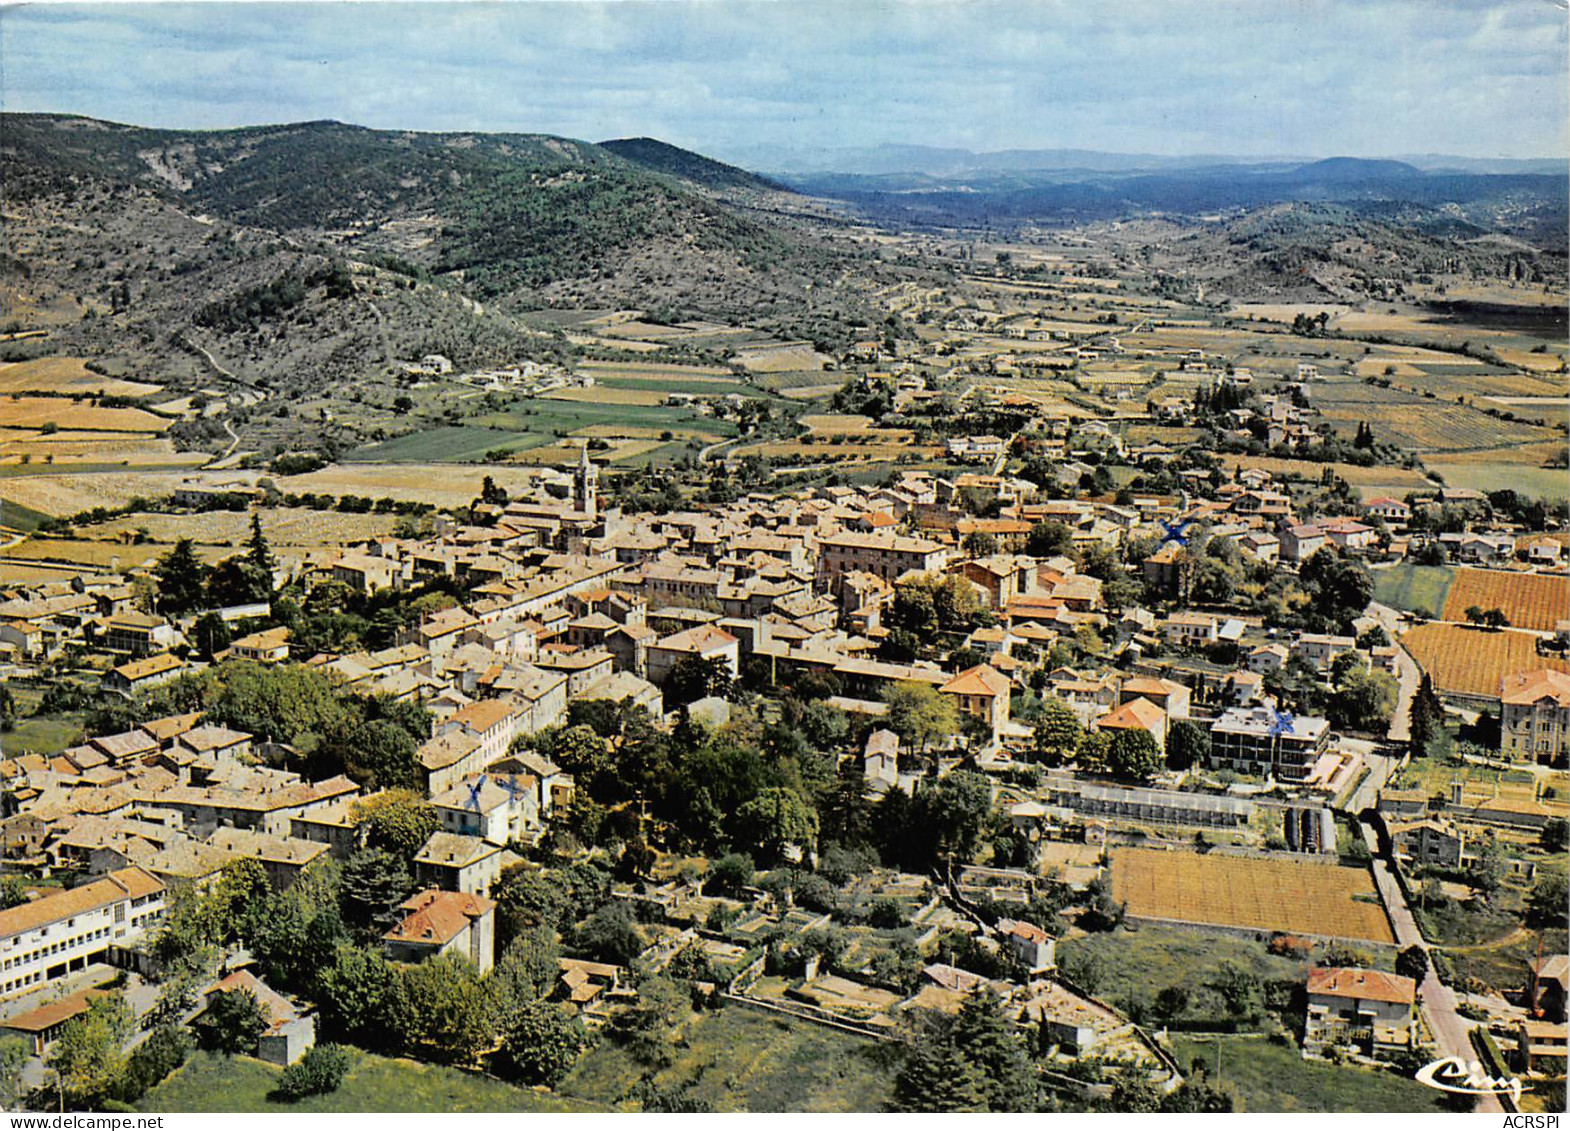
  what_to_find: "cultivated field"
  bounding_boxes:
[0,396,169,433]
[74,508,401,547]
[1311,392,1559,453]
[1427,463,1568,500]
[1442,568,1570,633]
[1218,454,1433,491]
[0,469,197,516]
[1110,848,1395,943]
[1401,623,1570,698]
[0,357,163,398]
[577,360,735,381]
[275,462,558,507]
[732,344,834,374]
[544,387,666,406]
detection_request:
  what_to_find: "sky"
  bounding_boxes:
[1,0,1565,163]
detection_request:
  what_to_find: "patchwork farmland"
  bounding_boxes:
[1110,848,1395,944]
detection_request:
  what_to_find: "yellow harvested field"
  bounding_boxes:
[1422,441,1568,467]
[1495,348,1569,374]
[1110,848,1394,944]
[543,387,666,406]
[733,345,834,374]
[0,470,197,516]
[577,360,734,380]
[1218,454,1433,489]
[0,357,162,398]
[275,463,545,507]
[735,440,938,461]
[0,562,88,584]
[75,508,400,547]
[0,396,169,433]
[0,432,202,467]
[800,414,874,433]
[1402,623,1570,698]
[566,334,665,353]
[781,384,842,401]
[4,538,169,569]
[572,424,718,441]
[504,438,662,465]
[1442,568,1570,634]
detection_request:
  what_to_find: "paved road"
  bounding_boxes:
[1361,824,1501,1114]
[1344,744,1396,815]
[1362,600,1421,746]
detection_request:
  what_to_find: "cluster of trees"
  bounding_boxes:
[880,573,987,664]
[40,994,193,1111]
[151,515,276,618]
[1027,697,1189,783]
[92,659,431,790]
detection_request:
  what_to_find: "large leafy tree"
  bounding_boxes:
[1300,548,1374,633]
[352,790,437,859]
[193,988,268,1055]
[321,719,422,790]
[313,945,399,1050]
[1107,728,1162,783]
[666,655,734,708]
[391,952,496,1065]
[733,786,819,863]
[47,995,133,1106]
[883,681,957,760]
[1031,698,1082,765]
[1166,719,1209,772]
[575,901,645,967]
[494,1002,590,1086]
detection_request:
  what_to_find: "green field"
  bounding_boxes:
[346,426,554,463]
[1167,1035,1450,1113]
[471,400,737,437]
[557,1003,895,1112]
[1372,563,1456,618]
[1426,463,1570,501]
[138,1050,603,1114]
[599,377,748,396]
[2,711,86,756]
[1057,925,1321,1029]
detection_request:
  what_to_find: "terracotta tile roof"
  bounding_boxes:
[1096,697,1166,732]
[0,866,162,939]
[941,664,1011,698]
[1501,669,1570,707]
[384,888,495,947]
[1,988,112,1033]
[1306,966,1415,1005]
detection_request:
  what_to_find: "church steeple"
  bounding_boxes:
[573,441,598,520]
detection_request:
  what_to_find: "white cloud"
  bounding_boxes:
[0,0,1563,157]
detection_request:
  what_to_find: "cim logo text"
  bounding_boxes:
[1414,1056,1530,1105]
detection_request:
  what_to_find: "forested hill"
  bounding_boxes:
[600,137,790,194]
[0,113,856,306]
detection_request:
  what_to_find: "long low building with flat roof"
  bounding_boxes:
[1039,772,1255,828]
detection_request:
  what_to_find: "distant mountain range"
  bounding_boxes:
[715,141,1565,179]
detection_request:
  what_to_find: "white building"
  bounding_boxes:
[0,867,164,999]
